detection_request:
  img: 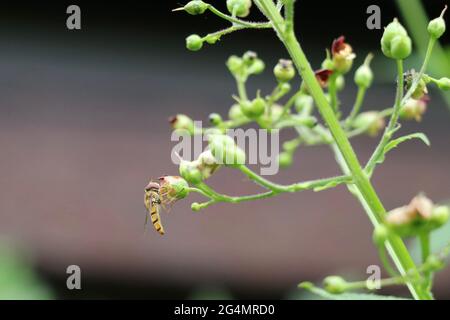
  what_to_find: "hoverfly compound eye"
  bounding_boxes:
[145,181,160,191]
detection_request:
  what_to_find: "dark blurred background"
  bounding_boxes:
[0,0,449,299]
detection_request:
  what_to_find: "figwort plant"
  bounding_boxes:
[147,1,450,300]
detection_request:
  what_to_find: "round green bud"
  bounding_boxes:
[295,94,314,113]
[335,75,345,91]
[373,224,390,246]
[209,134,246,167]
[226,0,252,18]
[226,55,244,75]
[179,160,203,184]
[323,276,348,294]
[169,114,195,134]
[273,59,296,82]
[354,64,373,88]
[186,34,203,51]
[428,17,446,39]
[191,202,202,212]
[249,97,266,118]
[228,103,247,121]
[390,35,412,60]
[279,82,292,94]
[184,1,208,15]
[209,113,223,126]
[277,152,293,169]
[248,59,265,75]
[437,77,450,90]
[381,19,409,59]
[243,51,257,66]
[159,176,190,200]
[430,206,449,227]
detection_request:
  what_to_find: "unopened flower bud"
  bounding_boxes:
[274,59,296,82]
[209,113,223,126]
[335,75,345,91]
[428,6,447,39]
[331,36,356,74]
[381,19,411,60]
[226,55,244,75]
[208,134,246,167]
[183,0,209,15]
[430,206,449,227]
[169,114,195,134]
[191,202,202,212]
[277,152,293,169]
[179,160,203,184]
[228,103,247,121]
[158,176,190,200]
[354,54,374,88]
[353,111,385,137]
[240,96,266,119]
[248,59,265,75]
[400,97,428,122]
[243,51,257,66]
[323,276,348,294]
[186,34,203,51]
[226,0,252,18]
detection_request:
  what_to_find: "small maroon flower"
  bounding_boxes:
[315,69,334,87]
[331,36,355,73]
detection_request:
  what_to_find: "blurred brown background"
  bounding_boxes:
[0,0,449,299]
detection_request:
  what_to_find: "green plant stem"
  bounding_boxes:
[328,73,339,111]
[254,0,431,299]
[206,5,272,29]
[419,232,432,289]
[365,59,404,175]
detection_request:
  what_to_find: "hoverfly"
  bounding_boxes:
[144,181,165,235]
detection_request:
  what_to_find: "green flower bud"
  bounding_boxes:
[277,152,293,169]
[430,206,449,227]
[228,103,247,121]
[169,114,195,134]
[436,77,450,90]
[246,96,266,118]
[208,134,246,167]
[183,0,208,15]
[243,51,257,66]
[226,0,252,18]
[373,224,390,246]
[353,111,385,137]
[191,202,202,212]
[158,176,190,200]
[335,75,345,92]
[226,55,244,75]
[186,34,203,51]
[428,7,447,39]
[209,113,223,126]
[273,59,296,82]
[248,59,265,75]
[323,276,348,294]
[390,35,412,60]
[295,94,314,114]
[381,19,411,59]
[179,160,203,184]
[354,54,374,88]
